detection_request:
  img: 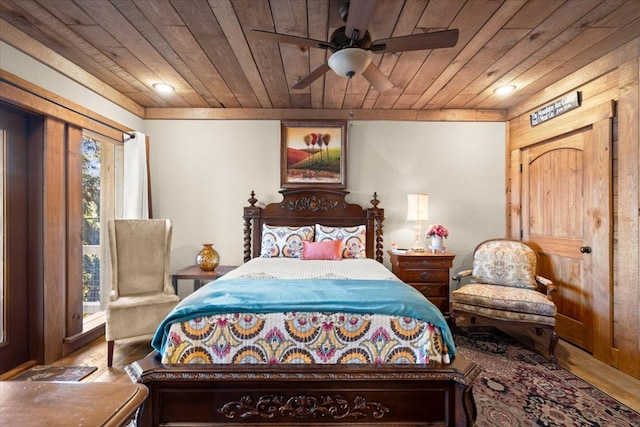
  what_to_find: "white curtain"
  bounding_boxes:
[123,131,149,219]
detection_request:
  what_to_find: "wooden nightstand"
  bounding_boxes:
[171,265,237,294]
[388,251,455,317]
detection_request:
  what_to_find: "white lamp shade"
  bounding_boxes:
[328,48,372,78]
[406,194,429,221]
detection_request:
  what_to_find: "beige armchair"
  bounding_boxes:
[451,238,558,362]
[106,219,179,367]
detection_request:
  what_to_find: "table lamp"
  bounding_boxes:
[407,193,429,252]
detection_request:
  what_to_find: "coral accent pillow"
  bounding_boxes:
[260,225,314,258]
[315,224,367,259]
[301,239,343,260]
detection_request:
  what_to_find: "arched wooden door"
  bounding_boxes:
[520,120,612,353]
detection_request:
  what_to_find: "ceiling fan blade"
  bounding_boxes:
[371,29,459,53]
[345,0,377,41]
[247,30,333,49]
[291,63,331,89]
[361,63,394,93]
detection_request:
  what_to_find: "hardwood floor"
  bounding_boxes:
[0,334,153,384]
[4,324,639,413]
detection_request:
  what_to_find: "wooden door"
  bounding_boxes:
[0,107,31,373]
[520,121,611,353]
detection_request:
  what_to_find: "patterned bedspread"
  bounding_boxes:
[162,311,449,364]
[156,258,454,365]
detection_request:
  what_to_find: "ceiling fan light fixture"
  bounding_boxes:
[494,84,516,95]
[328,48,372,78]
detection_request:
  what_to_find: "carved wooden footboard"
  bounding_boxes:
[126,352,479,426]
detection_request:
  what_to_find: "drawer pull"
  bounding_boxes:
[420,272,431,280]
[420,287,431,295]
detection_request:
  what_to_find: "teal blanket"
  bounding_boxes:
[152,278,456,357]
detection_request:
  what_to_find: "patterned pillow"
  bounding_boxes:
[471,241,537,289]
[260,225,314,258]
[315,224,367,259]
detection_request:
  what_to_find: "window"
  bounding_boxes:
[81,132,123,324]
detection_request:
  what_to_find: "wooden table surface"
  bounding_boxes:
[171,264,237,292]
[171,264,237,280]
[0,381,148,426]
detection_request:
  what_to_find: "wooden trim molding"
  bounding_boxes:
[144,107,506,121]
[0,70,133,141]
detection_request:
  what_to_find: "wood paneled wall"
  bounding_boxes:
[506,39,640,379]
[615,56,639,379]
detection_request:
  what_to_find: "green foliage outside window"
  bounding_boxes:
[82,137,101,303]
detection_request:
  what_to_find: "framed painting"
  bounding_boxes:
[281,120,347,188]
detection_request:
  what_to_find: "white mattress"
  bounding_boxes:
[219,257,401,281]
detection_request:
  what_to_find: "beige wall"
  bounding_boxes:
[145,119,506,298]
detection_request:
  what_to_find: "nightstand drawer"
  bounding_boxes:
[410,283,449,298]
[398,257,453,269]
[398,269,448,283]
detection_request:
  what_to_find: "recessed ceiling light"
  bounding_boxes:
[153,83,174,93]
[494,85,516,95]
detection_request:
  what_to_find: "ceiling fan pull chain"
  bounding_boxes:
[347,76,354,124]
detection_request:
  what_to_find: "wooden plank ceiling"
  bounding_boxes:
[1,0,639,120]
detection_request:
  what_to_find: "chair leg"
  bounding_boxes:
[548,330,558,363]
[107,340,115,367]
[448,313,457,336]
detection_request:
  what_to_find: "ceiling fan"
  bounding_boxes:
[248,0,459,93]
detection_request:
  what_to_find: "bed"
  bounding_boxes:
[126,188,479,426]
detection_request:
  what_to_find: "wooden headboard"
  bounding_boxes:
[243,188,384,263]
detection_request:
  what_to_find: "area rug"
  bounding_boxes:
[11,365,97,382]
[456,327,640,427]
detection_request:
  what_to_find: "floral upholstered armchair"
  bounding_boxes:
[451,239,558,362]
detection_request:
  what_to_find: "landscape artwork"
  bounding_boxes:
[280,120,347,188]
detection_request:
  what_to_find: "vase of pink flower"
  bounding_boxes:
[426,224,448,253]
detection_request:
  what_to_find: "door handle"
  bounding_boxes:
[580,246,592,254]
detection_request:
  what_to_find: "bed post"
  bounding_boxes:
[368,192,385,263]
[243,191,261,262]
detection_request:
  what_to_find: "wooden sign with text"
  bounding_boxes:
[530,91,582,127]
